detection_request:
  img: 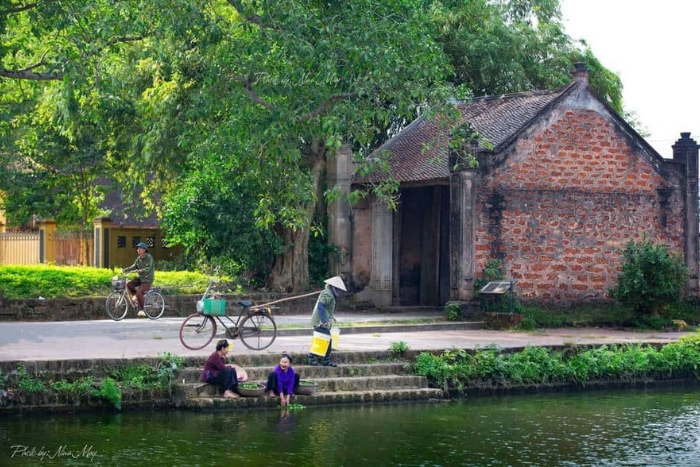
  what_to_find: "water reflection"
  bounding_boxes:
[1,387,699,466]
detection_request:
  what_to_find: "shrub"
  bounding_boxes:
[389,341,410,358]
[412,334,700,391]
[610,236,689,317]
[97,377,122,410]
[444,302,462,321]
[0,265,215,299]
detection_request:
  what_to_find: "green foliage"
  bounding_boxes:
[474,260,521,313]
[285,403,306,411]
[156,352,183,388]
[15,364,45,393]
[50,376,95,397]
[444,302,462,321]
[517,303,638,329]
[5,356,186,409]
[0,0,626,292]
[108,354,183,394]
[239,382,262,390]
[515,300,700,330]
[0,265,214,299]
[412,332,700,392]
[308,214,342,285]
[108,364,156,390]
[98,377,122,410]
[610,236,690,316]
[474,259,505,291]
[161,155,284,283]
[389,341,410,358]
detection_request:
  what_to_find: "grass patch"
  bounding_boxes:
[0,265,215,299]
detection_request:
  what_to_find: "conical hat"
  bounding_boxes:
[324,276,347,291]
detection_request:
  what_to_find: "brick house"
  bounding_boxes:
[328,63,699,307]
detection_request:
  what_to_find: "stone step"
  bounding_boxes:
[306,375,429,392]
[197,350,424,367]
[175,387,445,409]
[178,374,429,398]
[177,362,410,382]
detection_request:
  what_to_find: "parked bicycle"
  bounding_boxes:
[179,278,278,351]
[106,275,166,321]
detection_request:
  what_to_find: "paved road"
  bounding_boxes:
[0,313,690,362]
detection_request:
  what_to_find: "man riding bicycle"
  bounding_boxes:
[122,242,155,318]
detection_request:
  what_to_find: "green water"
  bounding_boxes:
[2,387,699,466]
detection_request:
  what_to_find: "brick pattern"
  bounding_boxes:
[474,110,685,304]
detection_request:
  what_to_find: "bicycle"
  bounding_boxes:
[179,278,278,351]
[105,275,166,321]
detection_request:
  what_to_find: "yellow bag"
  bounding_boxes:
[331,328,340,350]
[309,331,331,356]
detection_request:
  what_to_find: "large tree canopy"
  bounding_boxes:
[0,0,627,291]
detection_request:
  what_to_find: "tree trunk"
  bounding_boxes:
[266,223,311,293]
[266,152,326,293]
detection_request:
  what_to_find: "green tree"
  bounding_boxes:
[610,236,690,317]
[0,0,156,229]
[155,0,455,291]
[431,0,624,114]
[0,0,628,292]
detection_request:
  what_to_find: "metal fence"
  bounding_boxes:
[0,231,40,265]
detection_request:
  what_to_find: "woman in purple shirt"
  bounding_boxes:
[265,353,300,407]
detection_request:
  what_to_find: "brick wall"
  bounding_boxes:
[475,110,685,304]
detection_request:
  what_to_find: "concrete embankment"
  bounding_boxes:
[0,312,693,414]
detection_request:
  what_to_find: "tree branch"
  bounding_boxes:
[0,0,60,15]
[0,53,63,81]
[105,35,146,47]
[241,75,276,111]
[240,74,358,121]
[225,0,264,27]
[298,93,358,121]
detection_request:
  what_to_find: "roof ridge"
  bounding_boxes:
[468,83,573,105]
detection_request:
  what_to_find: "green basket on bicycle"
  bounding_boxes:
[202,298,226,316]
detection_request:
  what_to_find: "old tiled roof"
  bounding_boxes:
[355,83,574,184]
[99,180,161,229]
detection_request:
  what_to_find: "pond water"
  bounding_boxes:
[1,387,699,466]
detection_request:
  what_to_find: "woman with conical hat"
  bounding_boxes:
[308,276,346,366]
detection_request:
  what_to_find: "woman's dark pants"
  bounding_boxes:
[209,367,238,393]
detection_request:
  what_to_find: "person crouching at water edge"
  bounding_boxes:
[266,353,300,407]
[308,276,346,367]
[201,339,247,398]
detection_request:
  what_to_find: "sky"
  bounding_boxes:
[560,0,700,159]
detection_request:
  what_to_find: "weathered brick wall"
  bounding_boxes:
[475,109,686,304]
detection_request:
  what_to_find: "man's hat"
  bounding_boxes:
[136,242,149,250]
[324,276,347,291]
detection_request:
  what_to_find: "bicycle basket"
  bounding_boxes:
[112,276,126,290]
[202,298,226,316]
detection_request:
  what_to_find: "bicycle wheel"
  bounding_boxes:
[106,291,128,321]
[144,291,165,320]
[179,313,216,350]
[239,312,277,350]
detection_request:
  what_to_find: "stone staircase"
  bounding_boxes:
[172,350,445,409]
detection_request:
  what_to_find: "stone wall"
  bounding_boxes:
[475,109,686,304]
[0,293,327,322]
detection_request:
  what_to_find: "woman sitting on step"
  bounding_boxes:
[201,339,247,398]
[266,353,300,407]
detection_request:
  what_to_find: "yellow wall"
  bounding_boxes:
[108,226,183,269]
